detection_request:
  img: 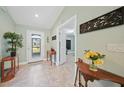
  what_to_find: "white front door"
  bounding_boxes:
[27,31,44,63]
[59,31,66,65]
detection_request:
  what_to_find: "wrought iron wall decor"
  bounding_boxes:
[80,7,124,34]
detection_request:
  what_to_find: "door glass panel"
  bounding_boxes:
[32,34,41,58]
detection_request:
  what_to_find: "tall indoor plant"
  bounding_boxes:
[3,32,23,57]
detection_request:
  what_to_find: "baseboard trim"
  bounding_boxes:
[43,58,47,61]
[19,61,28,66]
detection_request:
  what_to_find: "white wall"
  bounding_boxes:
[0,6,51,78]
[0,7,16,77]
[0,7,16,57]
[16,24,51,64]
[0,7,51,65]
[50,33,57,51]
[51,6,124,86]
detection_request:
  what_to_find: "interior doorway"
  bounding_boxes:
[27,30,45,63]
[57,15,77,65]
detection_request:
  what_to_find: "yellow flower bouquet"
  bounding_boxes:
[84,50,105,71]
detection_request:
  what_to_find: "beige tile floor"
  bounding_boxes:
[0,53,120,87]
[0,54,76,87]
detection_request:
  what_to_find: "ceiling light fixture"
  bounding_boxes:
[35,14,39,18]
[66,30,74,34]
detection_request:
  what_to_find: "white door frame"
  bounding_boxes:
[58,28,66,65]
[0,35,1,58]
[56,15,77,65]
[26,30,45,63]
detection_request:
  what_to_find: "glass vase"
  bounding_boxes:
[89,60,98,71]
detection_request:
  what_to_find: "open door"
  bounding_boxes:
[57,15,77,66]
[59,31,66,65]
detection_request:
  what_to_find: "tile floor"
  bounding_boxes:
[0,54,76,87]
[0,53,120,87]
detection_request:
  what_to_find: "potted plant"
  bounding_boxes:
[3,32,23,57]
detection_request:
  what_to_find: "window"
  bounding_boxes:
[32,34,41,57]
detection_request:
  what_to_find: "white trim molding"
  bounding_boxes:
[56,15,77,65]
[19,61,28,66]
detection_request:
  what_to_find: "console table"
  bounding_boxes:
[74,58,124,87]
[0,56,19,82]
[47,49,56,65]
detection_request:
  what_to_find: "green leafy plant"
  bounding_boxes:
[3,32,23,56]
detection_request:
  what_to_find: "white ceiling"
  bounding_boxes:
[6,6,64,30]
[61,17,75,36]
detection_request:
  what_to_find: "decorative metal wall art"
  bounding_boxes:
[80,7,124,34]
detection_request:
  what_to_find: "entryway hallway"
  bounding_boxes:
[0,60,75,87]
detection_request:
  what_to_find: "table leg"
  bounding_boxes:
[54,54,56,64]
[79,71,82,87]
[82,74,89,87]
[17,56,19,70]
[85,80,88,87]
[47,51,48,61]
[14,59,16,74]
[1,62,4,82]
[121,84,124,87]
[11,60,13,71]
[74,67,79,86]
[78,71,84,87]
[50,55,52,66]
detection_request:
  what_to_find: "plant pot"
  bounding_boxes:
[11,52,16,57]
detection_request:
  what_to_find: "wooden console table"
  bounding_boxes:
[74,58,124,87]
[0,56,19,82]
[47,49,56,65]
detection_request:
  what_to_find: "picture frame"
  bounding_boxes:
[52,35,56,40]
